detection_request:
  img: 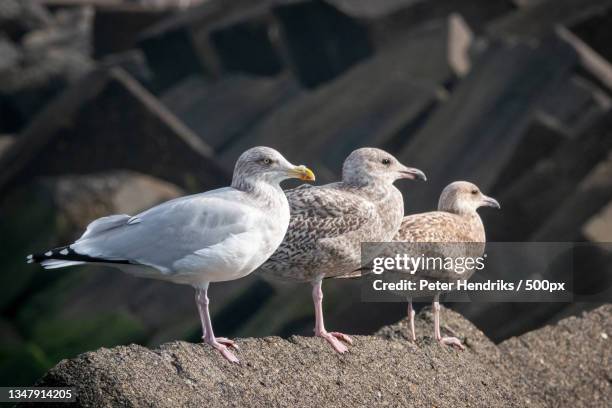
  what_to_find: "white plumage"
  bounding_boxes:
[29,146,315,363]
[66,188,286,286]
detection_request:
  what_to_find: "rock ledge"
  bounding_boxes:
[34,305,611,407]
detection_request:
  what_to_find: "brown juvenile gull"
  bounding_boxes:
[27,146,315,363]
[258,148,426,353]
[394,181,500,349]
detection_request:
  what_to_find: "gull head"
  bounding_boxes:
[341,147,426,186]
[232,146,315,189]
[438,181,500,215]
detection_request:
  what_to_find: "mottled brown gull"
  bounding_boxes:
[394,181,500,349]
[258,148,426,353]
[27,146,315,363]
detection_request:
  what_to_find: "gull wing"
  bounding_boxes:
[70,187,258,274]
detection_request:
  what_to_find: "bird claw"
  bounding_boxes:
[439,336,465,350]
[329,331,353,345]
[317,331,351,353]
[204,338,240,363]
[216,337,239,350]
[217,345,240,363]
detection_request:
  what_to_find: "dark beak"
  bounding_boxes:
[481,195,500,209]
[399,167,427,181]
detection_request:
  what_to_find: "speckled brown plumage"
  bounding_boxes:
[262,182,401,282]
[393,181,498,283]
[393,212,486,284]
[396,211,485,243]
[257,148,426,353]
[258,148,424,283]
[391,181,500,349]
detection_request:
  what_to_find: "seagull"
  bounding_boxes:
[27,146,315,363]
[258,148,426,353]
[394,181,500,349]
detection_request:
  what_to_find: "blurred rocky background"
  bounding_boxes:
[1,0,611,386]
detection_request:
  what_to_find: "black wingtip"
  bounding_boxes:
[28,245,132,265]
[28,246,78,264]
[27,251,53,264]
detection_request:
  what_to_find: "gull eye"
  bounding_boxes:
[471,189,478,195]
[381,158,391,166]
[262,158,272,165]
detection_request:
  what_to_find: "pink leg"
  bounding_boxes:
[196,285,240,363]
[311,279,352,353]
[407,297,416,341]
[433,293,464,350]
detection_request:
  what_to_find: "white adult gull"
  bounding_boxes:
[27,146,315,363]
[257,148,426,353]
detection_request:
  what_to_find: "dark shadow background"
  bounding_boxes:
[1,0,612,386]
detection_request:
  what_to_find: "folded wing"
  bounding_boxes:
[71,187,258,275]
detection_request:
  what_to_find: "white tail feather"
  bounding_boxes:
[40,259,86,269]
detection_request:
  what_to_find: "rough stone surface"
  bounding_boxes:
[396,37,577,215]
[489,113,612,241]
[33,305,612,407]
[499,304,612,407]
[0,35,20,72]
[0,171,184,310]
[221,29,448,182]
[0,67,230,196]
[583,200,612,242]
[0,135,14,157]
[0,0,52,41]
[44,171,184,234]
[161,73,301,152]
[487,0,612,40]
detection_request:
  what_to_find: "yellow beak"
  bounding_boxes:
[288,165,316,181]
